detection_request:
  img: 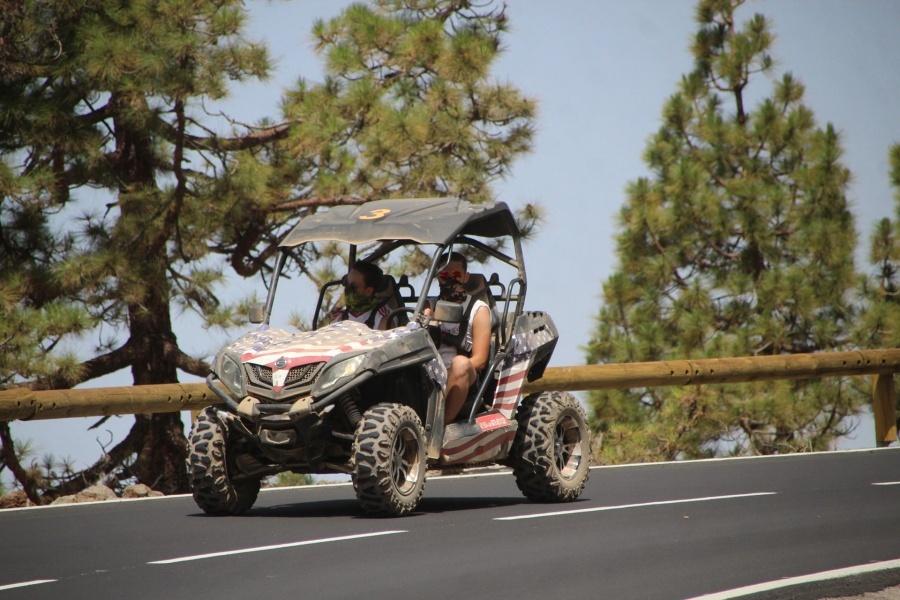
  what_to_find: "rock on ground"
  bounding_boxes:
[1,483,165,508]
[51,484,118,505]
[122,484,164,498]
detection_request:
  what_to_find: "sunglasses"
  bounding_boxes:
[438,270,464,281]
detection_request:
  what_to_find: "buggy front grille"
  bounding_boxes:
[284,362,325,386]
[248,363,272,385]
[247,362,325,389]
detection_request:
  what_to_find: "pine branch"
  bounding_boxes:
[0,422,43,504]
[175,350,211,379]
[75,101,112,125]
[230,226,280,277]
[157,118,293,152]
[40,419,146,502]
[29,343,133,391]
[267,195,369,213]
[87,416,112,430]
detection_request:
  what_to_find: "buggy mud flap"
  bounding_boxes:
[440,410,517,465]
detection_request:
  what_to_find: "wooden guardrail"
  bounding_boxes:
[0,382,215,421]
[524,348,900,446]
[1,348,898,444]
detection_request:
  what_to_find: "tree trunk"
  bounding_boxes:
[112,92,189,494]
[127,310,189,494]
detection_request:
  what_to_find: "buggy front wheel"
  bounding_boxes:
[188,407,260,515]
[352,403,427,516]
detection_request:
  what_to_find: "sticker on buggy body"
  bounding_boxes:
[475,411,508,432]
[491,360,530,418]
[358,208,391,221]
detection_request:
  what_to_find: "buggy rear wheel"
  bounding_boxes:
[511,391,591,502]
[188,407,260,515]
[352,403,427,516]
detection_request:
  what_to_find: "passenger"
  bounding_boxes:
[327,261,392,330]
[431,252,491,423]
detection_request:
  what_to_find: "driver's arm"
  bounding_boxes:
[469,306,491,371]
[375,306,391,330]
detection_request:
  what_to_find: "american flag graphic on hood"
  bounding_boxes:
[223,321,445,392]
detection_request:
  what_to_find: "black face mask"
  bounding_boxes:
[439,278,467,303]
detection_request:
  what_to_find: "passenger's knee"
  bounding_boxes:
[448,356,475,385]
[450,355,471,372]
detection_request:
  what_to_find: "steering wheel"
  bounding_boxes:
[386,306,415,328]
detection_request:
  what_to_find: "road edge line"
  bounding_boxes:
[0,579,57,591]
[591,446,898,470]
[683,558,900,600]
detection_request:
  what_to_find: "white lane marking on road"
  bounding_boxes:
[0,580,56,591]
[494,492,777,521]
[683,557,900,600]
[873,481,900,486]
[148,530,406,564]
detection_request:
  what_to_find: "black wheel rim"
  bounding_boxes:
[392,424,421,495]
[554,414,583,479]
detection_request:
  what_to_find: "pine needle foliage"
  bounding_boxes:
[271,0,537,279]
[587,0,861,463]
[855,144,900,349]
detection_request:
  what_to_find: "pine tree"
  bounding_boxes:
[1,0,278,499]
[1,0,533,500]
[226,0,536,286]
[587,0,860,462]
[855,144,900,348]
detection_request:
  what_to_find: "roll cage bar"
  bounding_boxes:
[260,233,528,348]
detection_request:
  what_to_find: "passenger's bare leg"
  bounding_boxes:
[445,355,476,423]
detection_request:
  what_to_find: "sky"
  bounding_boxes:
[6,0,900,482]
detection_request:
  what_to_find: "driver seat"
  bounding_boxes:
[374,274,407,327]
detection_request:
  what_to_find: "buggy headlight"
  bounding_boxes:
[316,354,366,393]
[220,355,244,395]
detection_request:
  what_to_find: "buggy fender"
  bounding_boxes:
[351,328,447,458]
[306,327,447,456]
[510,311,559,382]
[488,312,559,419]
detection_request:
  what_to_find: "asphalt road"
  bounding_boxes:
[2,448,900,600]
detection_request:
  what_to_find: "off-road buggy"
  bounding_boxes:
[189,197,591,516]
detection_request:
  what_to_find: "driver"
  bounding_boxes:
[327,261,392,330]
[432,252,491,423]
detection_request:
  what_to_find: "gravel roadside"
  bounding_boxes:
[824,585,900,600]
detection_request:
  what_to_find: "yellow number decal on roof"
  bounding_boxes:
[359,208,391,221]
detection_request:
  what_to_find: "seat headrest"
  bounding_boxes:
[374,274,397,299]
[464,273,493,306]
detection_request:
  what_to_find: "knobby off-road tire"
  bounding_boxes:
[511,391,591,502]
[352,403,427,517]
[188,407,260,515]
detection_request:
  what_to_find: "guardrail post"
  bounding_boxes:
[873,372,897,447]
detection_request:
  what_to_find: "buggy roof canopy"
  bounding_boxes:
[280,197,519,247]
